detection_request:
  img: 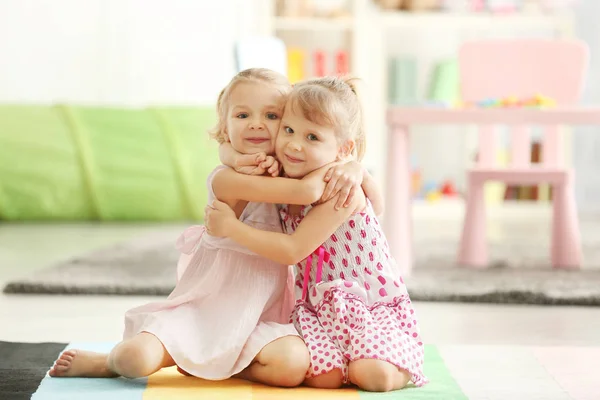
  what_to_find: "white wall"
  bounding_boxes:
[0,0,260,106]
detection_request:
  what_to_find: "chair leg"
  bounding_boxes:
[551,175,582,269]
[458,177,488,267]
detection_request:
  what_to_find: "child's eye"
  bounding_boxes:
[266,112,279,120]
[236,113,248,119]
[284,126,294,134]
[307,133,318,141]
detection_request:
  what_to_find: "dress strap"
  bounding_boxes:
[300,245,331,301]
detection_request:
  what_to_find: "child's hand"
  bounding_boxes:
[234,153,267,175]
[234,154,280,177]
[220,142,266,175]
[259,156,281,177]
[235,152,266,168]
[204,200,237,237]
[321,161,364,210]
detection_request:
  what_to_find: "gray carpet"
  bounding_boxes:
[4,220,600,305]
[0,341,68,400]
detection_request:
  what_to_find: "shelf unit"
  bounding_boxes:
[261,0,385,181]
[260,1,577,193]
[381,10,574,31]
[273,17,354,31]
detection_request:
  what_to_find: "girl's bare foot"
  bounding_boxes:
[48,350,118,378]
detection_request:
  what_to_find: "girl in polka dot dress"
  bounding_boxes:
[205,76,427,392]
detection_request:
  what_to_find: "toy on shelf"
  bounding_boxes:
[413,176,460,202]
[288,48,352,82]
[314,50,326,77]
[470,0,486,11]
[287,48,305,84]
[441,0,484,12]
[276,0,351,18]
[425,191,442,202]
[276,0,314,17]
[335,50,350,76]
[410,157,461,202]
[524,94,557,107]
[375,0,440,11]
[378,0,576,13]
[461,94,557,109]
[375,0,403,10]
[388,57,417,105]
[486,0,519,13]
[404,0,441,10]
[411,162,422,197]
[428,58,460,106]
[422,180,439,201]
[440,180,459,197]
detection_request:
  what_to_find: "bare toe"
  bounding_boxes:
[49,350,116,378]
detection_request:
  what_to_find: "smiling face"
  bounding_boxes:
[275,98,345,179]
[224,81,285,155]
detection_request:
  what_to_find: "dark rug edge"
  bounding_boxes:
[3,282,171,296]
[4,282,600,306]
[0,341,67,400]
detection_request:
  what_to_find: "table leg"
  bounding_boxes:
[384,124,412,277]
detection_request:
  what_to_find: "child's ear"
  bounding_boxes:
[337,139,355,160]
[223,129,230,142]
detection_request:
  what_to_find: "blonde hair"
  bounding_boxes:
[288,76,366,161]
[209,68,292,144]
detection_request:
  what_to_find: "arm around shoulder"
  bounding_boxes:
[224,192,364,265]
[212,167,323,205]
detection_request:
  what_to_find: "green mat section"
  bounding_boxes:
[359,345,466,399]
[0,105,218,221]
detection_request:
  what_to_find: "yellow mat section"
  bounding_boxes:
[144,367,361,399]
[252,383,360,399]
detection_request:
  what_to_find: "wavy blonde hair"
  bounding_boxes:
[209,68,292,143]
[287,76,365,161]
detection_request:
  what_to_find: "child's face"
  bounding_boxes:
[275,101,340,179]
[225,82,284,155]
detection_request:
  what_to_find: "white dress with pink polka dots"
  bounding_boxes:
[280,201,428,386]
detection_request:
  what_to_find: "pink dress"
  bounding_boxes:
[280,201,428,386]
[123,166,298,379]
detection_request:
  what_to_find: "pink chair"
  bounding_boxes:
[457,39,588,269]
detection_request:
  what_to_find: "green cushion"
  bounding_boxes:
[0,106,93,220]
[0,105,218,221]
[150,107,220,220]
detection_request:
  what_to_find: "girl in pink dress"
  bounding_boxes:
[205,76,428,392]
[48,69,368,387]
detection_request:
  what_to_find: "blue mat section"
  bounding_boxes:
[32,342,147,400]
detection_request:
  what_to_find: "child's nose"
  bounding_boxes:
[287,140,301,151]
[249,118,264,130]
